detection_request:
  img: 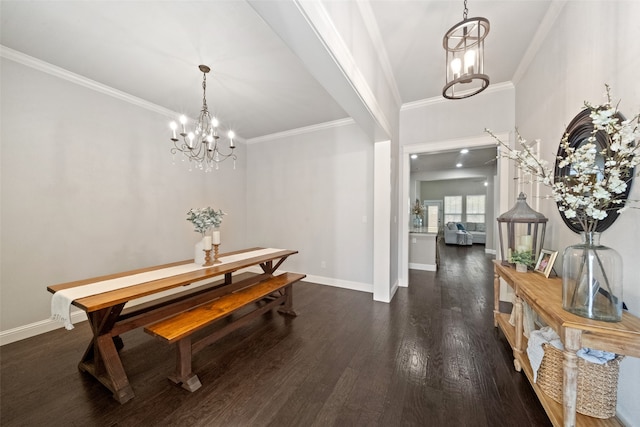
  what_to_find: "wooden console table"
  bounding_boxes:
[493,260,640,427]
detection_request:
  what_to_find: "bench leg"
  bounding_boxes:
[277,284,297,317]
[168,337,202,392]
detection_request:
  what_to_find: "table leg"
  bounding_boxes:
[513,294,523,372]
[277,284,297,317]
[259,255,291,275]
[563,327,582,427]
[260,260,274,274]
[493,270,500,327]
[78,305,135,404]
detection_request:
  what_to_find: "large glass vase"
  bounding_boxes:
[562,232,622,322]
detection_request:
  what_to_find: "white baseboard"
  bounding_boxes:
[0,310,88,346]
[485,248,496,255]
[390,278,399,299]
[300,273,373,294]
[244,266,373,294]
[1,269,374,346]
[409,262,437,271]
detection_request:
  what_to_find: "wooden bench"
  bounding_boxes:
[144,272,305,392]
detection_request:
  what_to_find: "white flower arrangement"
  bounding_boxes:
[186,207,225,235]
[412,199,425,216]
[487,85,640,233]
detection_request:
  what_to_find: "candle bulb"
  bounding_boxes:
[228,130,235,149]
[212,230,220,245]
[203,236,212,250]
[169,121,178,140]
[464,49,476,74]
[450,58,461,80]
[179,115,187,134]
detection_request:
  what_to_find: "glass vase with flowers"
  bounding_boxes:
[487,85,639,321]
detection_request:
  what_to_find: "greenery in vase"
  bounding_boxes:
[486,84,639,233]
[509,250,535,268]
[186,207,225,236]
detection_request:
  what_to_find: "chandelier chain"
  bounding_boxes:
[202,73,208,110]
[463,0,468,20]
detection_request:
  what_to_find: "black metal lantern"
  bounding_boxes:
[497,192,548,265]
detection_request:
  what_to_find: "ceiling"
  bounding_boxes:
[410,146,497,173]
[0,0,552,143]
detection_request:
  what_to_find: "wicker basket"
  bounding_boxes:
[537,343,624,419]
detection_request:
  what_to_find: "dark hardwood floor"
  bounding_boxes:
[1,243,550,426]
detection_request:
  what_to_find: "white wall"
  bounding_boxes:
[514,2,640,424]
[0,58,247,333]
[401,84,516,146]
[245,121,374,291]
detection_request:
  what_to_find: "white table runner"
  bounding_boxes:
[51,248,283,330]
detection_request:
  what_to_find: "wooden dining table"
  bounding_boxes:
[47,247,298,404]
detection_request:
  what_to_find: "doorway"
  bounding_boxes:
[399,133,510,288]
[423,200,442,235]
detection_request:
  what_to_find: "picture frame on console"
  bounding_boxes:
[534,249,557,278]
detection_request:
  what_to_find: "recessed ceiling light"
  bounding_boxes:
[484,181,488,186]
[456,163,463,168]
[411,154,418,159]
[460,149,469,154]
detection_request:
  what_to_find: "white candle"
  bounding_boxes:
[521,235,533,250]
[212,230,221,245]
[203,236,212,250]
[179,115,187,134]
[228,130,235,149]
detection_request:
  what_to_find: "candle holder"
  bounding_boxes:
[202,248,214,267]
[213,243,222,264]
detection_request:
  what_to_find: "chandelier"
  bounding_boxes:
[442,0,490,100]
[169,65,237,171]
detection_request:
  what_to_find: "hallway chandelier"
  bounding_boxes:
[169,65,236,171]
[442,0,490,99]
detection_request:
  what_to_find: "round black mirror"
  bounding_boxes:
[554,108,633,233]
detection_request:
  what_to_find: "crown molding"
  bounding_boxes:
[245,117,355,144]
[400,81,515,111]
[1,45,176,118]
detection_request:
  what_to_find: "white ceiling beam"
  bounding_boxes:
[247,0,399,142]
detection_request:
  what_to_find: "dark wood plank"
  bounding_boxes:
[1,243,549,426]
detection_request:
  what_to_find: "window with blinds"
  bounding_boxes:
[444,196,462,223]
[466,195,486,223]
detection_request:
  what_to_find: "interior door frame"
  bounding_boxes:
[399,133,510,288]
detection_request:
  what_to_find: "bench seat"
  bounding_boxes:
[144,272,305,391]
